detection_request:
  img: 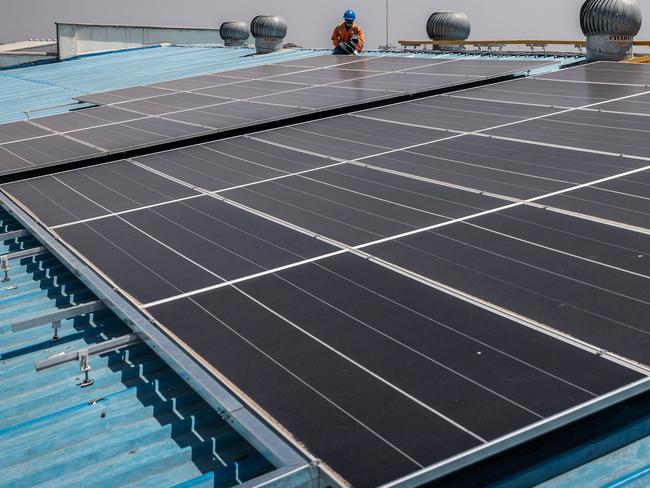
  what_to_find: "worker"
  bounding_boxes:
[1,256,9,282]
[332,10,365,55]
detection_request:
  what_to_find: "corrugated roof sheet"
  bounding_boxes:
[0,205,275,487]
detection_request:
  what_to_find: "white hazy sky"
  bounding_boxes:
[2,0,649,48]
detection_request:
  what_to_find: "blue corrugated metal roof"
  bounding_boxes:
[538,435,650,487]
[0,45,581,124]
[0,205,275,487]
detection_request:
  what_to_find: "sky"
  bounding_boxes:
[2,0,649,48]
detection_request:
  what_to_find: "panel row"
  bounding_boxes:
[0,55,558,177]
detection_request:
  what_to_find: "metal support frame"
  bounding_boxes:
[0,229,29,241]
[11,300,106,333]
[0,193,325,483]
[3,246,46,260]
[35,332,141,372]
[78,349,93,387]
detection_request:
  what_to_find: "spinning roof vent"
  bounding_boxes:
[426,11,471,41]
[220,21,250,47]
[580,0,642,61]
[251,15,288,54]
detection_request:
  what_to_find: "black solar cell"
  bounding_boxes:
[33,106,137,132]
[487,112,650,158]
[3,160,200,226]
[220,167,507,245]
[76,85,174,105]
[538,63,650,86]
[132,144,287,191]
[360,95,560,131]
[56,196,335,303]
[71,117,210,152]
[253,115,449,159]
[453,78,649,108]
[0,121,51,144]
[540,181,650,230]
[2,135,104,169]
[149,253,643,486]
[368,220,650,364]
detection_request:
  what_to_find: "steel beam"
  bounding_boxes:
[11,300,106,332]
[0,229,29,241]
[35,333,141,371]
[3,246,46,260]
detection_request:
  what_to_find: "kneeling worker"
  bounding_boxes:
[332,10,365,55]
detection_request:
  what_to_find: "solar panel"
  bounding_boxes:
[271,68,380,84]
[70,117,211,152]
[219,169,506,245]
[538,62,650,86]
[358,95,561,132]
[32,106,138,132]
[147,253,642,487]
[486,110,650,158]
[408,60,553,77]
[332,72,482,92]
[2,136,341,227]
[271,54,370,68]
[2,60,650,487]
[245,85,390,110]
[593,93,650,115]
[132,143,292,191]
[0,55,558,177]
[54,196,336,304]
[149,74,248,91]
[252,115,451,160]
[75,56,555,106]
[0,147,42,173]
[3,135,104,166]
[367,207,650,364]
[2,160,201,227]
[194,79,312,99]
[76,85,175,105]
[359,134,647,200]
[453,78,649,108]
[113,92,230,116]
[0,121,51,144]
[539,171,650,230]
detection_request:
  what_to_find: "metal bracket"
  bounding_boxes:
[0,255,8,282]
[78,349,93,387]
[35,333,142,389]
[51,320,61,341]
[3,246,47,261]
[0,229,29,241]
[11,300,106,334]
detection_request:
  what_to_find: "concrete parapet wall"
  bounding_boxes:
[56,22,222,59]
[0,52,54,69]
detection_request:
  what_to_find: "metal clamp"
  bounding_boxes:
[78,349,93,387]
[1,255,9,282]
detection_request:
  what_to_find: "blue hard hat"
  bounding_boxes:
[343,10,356,21]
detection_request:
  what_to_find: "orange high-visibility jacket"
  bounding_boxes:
[331,22,365,52]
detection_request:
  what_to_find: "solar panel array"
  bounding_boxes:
[0,55,556,178]
[3,60,650,486]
